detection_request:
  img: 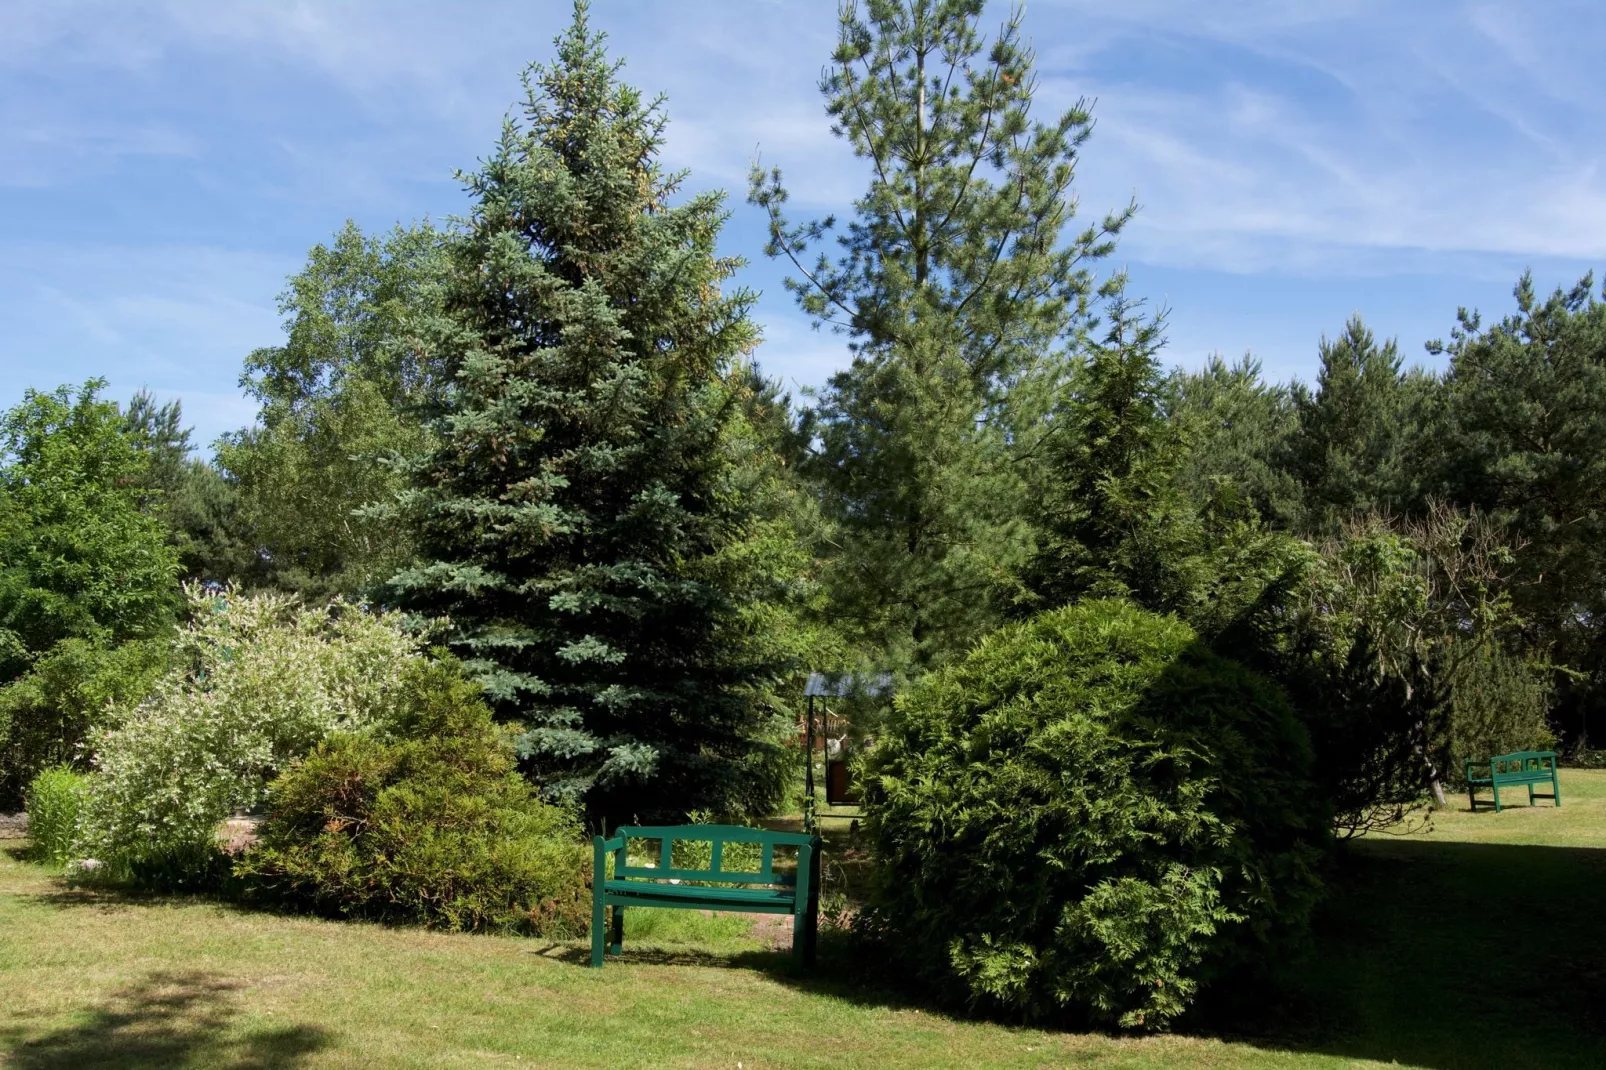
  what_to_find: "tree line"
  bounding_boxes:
[3,0,1601,832]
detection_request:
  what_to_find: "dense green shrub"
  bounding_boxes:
[237,660,589,935]
[1444,638,1554,784]
[74,586,421,885]
[861,599,1327,1031]
[0,637,169,807]
[24,767,88,866]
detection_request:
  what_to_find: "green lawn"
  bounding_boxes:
[2,774,1603,1069]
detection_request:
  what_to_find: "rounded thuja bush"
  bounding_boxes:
[860,599,1328,1031]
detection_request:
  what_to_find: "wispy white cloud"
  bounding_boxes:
[1,0,1602,428]
[0,243,292,445]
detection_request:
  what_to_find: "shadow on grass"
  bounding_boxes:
[0,971,332,1070]
[17,882,209,917]
[703,839,1606,1070]
[530,941,797,971]
[1204,837,1606,1069]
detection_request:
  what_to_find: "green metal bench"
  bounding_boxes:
[590,824,821,969]
[1466,750,1562,812]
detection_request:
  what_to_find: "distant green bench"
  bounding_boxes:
[590,824,821,969]
[1466,750,1562,812]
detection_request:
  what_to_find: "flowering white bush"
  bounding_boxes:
[74,585,422,880]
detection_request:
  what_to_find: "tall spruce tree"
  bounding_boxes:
[1023,292,1203,615]
[391,4,792,823]
[750,0,1131,670]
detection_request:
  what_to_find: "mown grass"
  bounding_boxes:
[1,772,1603,1069]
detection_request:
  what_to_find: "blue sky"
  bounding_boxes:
[3,0,1604,450]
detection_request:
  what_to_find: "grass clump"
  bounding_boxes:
[22,766,88,866]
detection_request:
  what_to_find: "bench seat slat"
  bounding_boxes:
[603,892,799,916]
[603,880,796,905]
[614,865,795,885]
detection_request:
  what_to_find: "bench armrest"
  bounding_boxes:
[593,835,626,884]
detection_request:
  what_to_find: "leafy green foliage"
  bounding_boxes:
[391,7,797,824]
[73,587,422,884]
[1214,505,1537,832]
[23,766,88,866]
[238,660,589,935]
[1442,637,1553,785]
[0,381,181,680]
[0,637,169,807]
[218,221,446,597]
[750,0,1131,670]
[861,599,1326,1030]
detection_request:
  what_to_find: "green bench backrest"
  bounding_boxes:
[1489,750,1557,774]
[608,825,812,887]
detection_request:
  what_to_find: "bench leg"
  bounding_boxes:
[591,894,606,968]
[1553,770,1563,807]
[792,901,808,969]
[1492,781,1502,813]
[610,905,625,955]
[1467,784,1477,812]
[1528,782,1536,806]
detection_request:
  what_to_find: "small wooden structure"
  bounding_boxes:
[802,672,892,828]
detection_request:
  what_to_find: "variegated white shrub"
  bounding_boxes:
[74,585,423,881]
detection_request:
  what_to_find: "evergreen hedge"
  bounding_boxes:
[861,599,1327,1030]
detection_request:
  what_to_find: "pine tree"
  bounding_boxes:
[391,4,792,823]
[1289,316,1418,534]
[1432,272,1606,749]
[750,0,1131,670]
[1165,354,1303,528]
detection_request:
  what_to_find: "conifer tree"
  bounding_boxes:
[391,4,791,823]
[1289,317,1419,534]
[750,0,1131,670]
[1432,272,1606,747]
[123,391,252,584]
[1165,354,1302,528]
[1023,292,1198,613]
